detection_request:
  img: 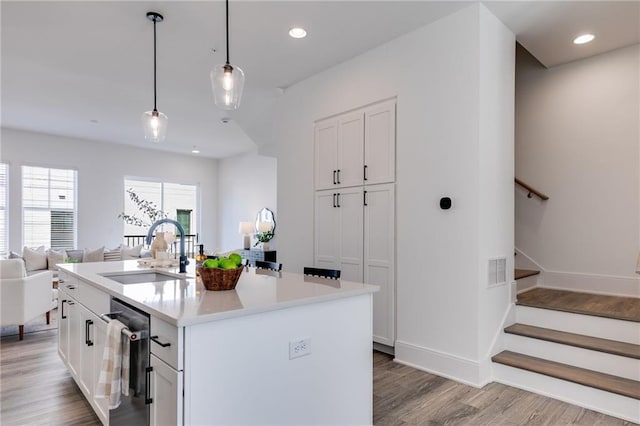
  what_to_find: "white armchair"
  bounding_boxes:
[0,259,55,340]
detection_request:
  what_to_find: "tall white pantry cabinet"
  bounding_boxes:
[313,98,396,347]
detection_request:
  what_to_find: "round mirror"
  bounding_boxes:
[255,208,276,242]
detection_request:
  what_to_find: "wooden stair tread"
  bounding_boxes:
[517,288,640,323]
[492,350,640,400]
[505,323,640,359]
[514,269,540,280]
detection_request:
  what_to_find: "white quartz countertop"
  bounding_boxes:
[58,260,378,327]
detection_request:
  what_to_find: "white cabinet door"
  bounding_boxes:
[314,119,339,190]
[78,305,94,398]
[364,100,396,185]
[91,315,109,425]
[67,298,81,380]
[337,112,364,188]
[314,190,340,270]
[364,184,395,346]
[337,187,364,282]
[150,354,183,426]
[57,296,70,364]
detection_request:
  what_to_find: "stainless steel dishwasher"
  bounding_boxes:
[101,298,151,426]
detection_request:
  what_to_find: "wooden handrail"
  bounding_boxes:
[515,178,549,201]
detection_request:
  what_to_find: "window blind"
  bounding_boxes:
[0,164,8,257]
[22,166,77,249]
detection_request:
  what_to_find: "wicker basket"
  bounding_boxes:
[199,266,243,291]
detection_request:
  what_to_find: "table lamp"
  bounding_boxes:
[239,221,254,250]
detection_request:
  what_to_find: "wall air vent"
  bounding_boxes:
[488,257,507,287]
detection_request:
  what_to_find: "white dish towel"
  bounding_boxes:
[95,319,130,409]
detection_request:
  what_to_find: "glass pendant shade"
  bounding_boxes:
[210,63,245,110]
[141,109,168,143]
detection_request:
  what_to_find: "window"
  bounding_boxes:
[0,164,8,257]
[22,166,77,249]
[123,179,198,236]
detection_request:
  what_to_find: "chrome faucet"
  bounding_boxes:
[146,218,189,274]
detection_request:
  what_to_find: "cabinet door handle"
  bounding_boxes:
[150,335,171,348]
[58,278,65,284]
[332,170,337,185]
[337,193,341,208]
[364,190,368,206]
[332,193,336,208]
[66,284,76,290]
[337,169,341,184]
[67,300,75,306]
[364,165,368,181]
[145,366,154,405]
[85,320,94,346]
[61,299,67,319]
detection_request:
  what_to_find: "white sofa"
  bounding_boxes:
[0,259,56,340]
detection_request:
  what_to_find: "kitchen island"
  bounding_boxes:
[57,260,377,425]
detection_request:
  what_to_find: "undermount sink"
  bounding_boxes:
[100,271,188,285]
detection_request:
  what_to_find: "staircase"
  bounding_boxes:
[492,286,640,423]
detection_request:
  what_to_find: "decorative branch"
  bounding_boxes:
[118,188,168,228]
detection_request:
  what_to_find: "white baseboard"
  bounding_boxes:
[394,340,489,387]
[542,271,640,298]
[514,248,545,273]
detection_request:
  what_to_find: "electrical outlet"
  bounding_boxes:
[289,338,311,359]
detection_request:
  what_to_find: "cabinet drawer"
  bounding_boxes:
[150,316,183,370]
[76,279,110,316]
[58,272,79,295]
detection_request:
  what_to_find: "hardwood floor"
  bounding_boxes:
[372,352,633,425]
[0,330,100,425]
[0,330,632,425]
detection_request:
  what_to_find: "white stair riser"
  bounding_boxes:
[504,334,640,380]
[515,274,539,294]
[493,363,640,424]
[516,306,640,344]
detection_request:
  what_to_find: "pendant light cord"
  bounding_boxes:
[153,15,158,111]
[225,0,230,65]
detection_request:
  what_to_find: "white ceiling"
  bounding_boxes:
[2,1,638,159]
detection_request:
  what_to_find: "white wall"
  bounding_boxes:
[515,44,640,291]
[477,6,515,370]
[216,150,277,253]
[1,127,218,251]
[274,4,514,385]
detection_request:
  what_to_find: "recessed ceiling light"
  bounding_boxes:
[192,148,200,154]
[289,27,307,39]
[573,34,595,45]
[90,119,99,124]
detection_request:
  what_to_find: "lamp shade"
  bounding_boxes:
[141,110,168,142]
[239,221,254,235]
[211,64,245,110]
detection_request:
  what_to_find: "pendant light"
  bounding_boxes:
[210,0,245,110]
[141,12,168,143]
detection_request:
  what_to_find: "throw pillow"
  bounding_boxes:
[83,247,105,263]
[9,251,24,261]
[47,248,67,270]
[121,244,143,260]
[104,247,122,262]
[65,249,84,263]
[23,246,47,272]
